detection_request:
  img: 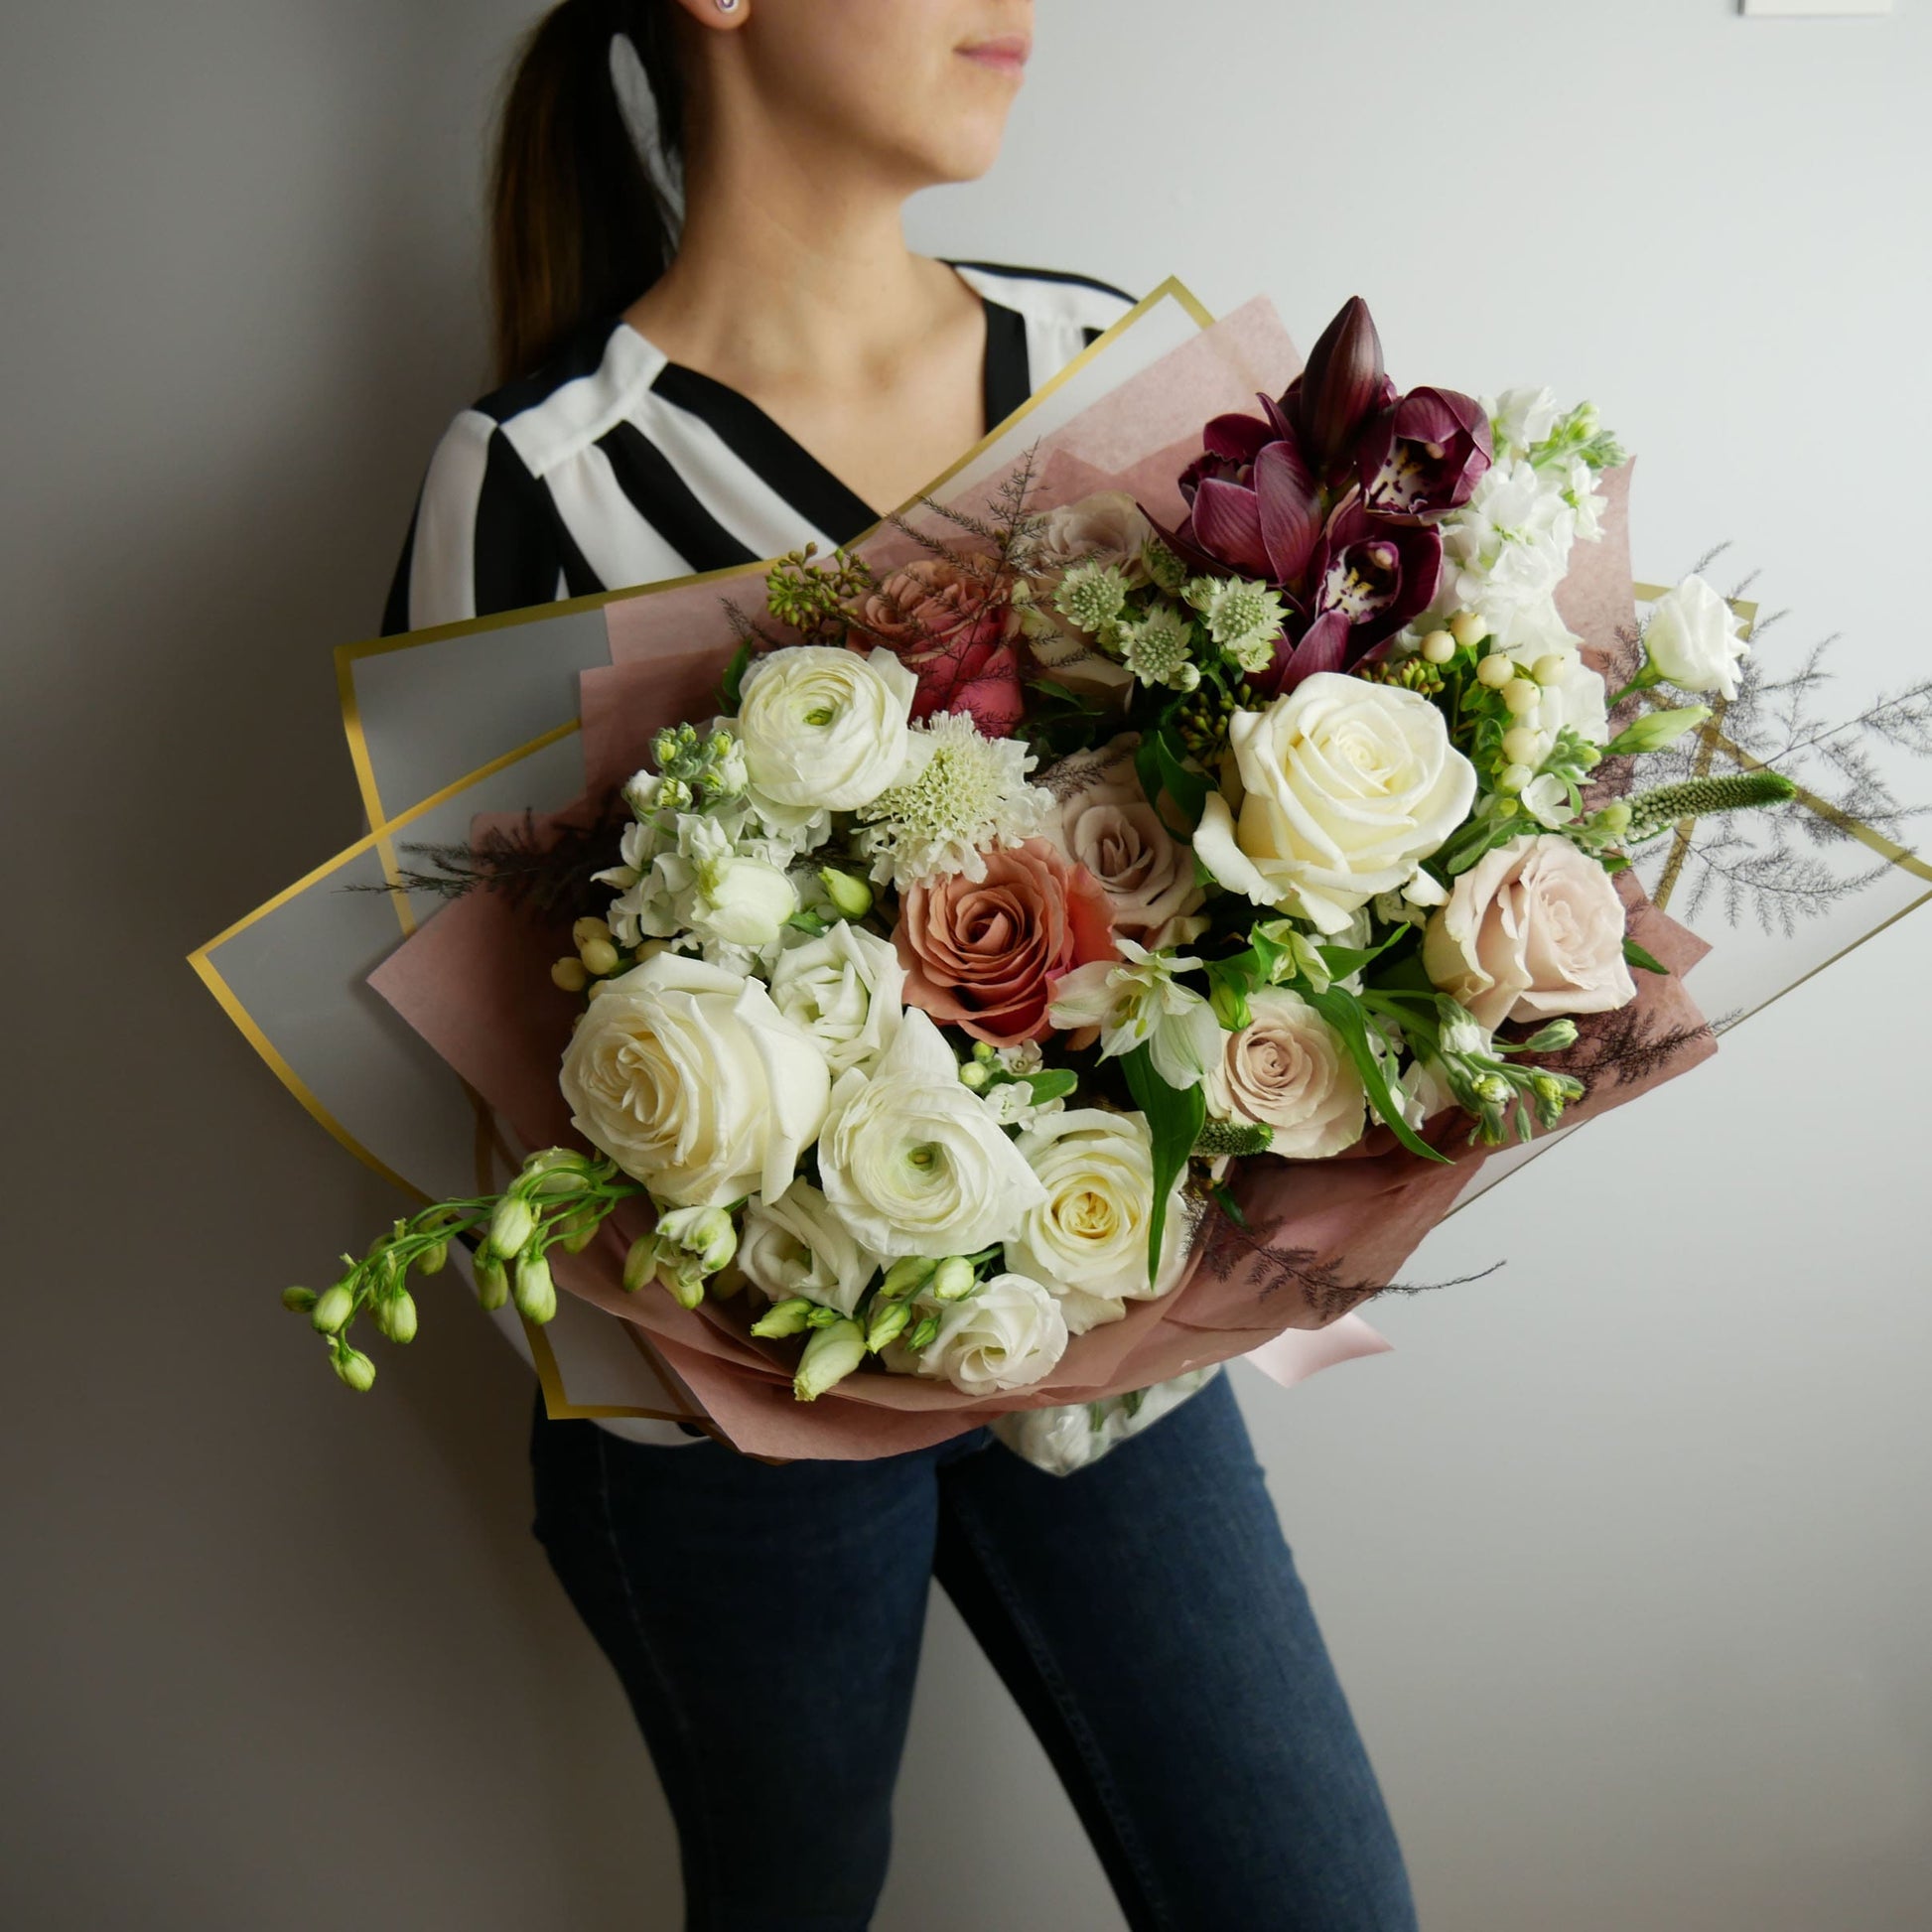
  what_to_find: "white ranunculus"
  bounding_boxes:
[559,952,829,1207]
[816,1008,1046,1260]
[736,645,918,810]
[1204,988,1367,1161]
[1004,1108,1192,1332]
[738,1179,879,1317]
[1192,673,1478,934]
[1422,833,1638,1031]
[1645,576,1750,701]
[904,1272,1069,1395]
[766,919,904,1077]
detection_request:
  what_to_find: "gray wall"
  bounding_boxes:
[4,3,1928,1928]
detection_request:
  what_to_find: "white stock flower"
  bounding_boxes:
[559,952,829,1207]
[735,645,918,810]
[903,1272,1069,1396]
[766,920,904,1078]
[817,1008,1046,1260]
[1442,457,1577,621]
[1520,771,1574,829]
[674,817,798,951]
[1645,576,1750,700]
[1191,673,1477,934]
[1047,939,1223,1089]
[1203,988,1367,1161]
[1484,386,1561,456]
[1004,1109,1192,1333]
[738,1179,879,1317]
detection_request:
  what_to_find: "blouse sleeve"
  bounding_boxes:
[379,409,566,635]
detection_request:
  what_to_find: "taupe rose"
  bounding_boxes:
[1204,989,1366,1160]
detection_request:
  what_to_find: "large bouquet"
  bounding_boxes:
[266,297,1793,1460]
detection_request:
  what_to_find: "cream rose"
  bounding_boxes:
[904,1272,1069,1396]
[1204,989,1367,1161]
[1004,1108,1193,1335]
[1644,575,1750,700]
[1422,833,1638,1030]
[736,645,918,810]
[1033,491,1155,578]
[738,1179,879,1317]
[559,952,829,1207]
[1044,738,1206,949]
[767,920,904,1077]
[1193,673,1477,933]
[816,1008,1046,1260]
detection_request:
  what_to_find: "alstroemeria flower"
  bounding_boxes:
[1359,387,1493,523]
[1047,939,1222,1090]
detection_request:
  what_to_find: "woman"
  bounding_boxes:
[384,4,1418,1927]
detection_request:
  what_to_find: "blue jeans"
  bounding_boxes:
[530,1373,1416,1931]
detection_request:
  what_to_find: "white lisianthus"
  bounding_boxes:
[559,952,829,1206]
[738,1179,879,1317]
[766,920,904,1077]
[1004,1109,1192,1334]
[1203,989,1366,1161]
[1047,939,1223,1089]
[1191,673,1477,934]
[901,1272,1068,1396]
[1644,576,1750,701]
[736,645,919,810]
[817,1008,1046,1260]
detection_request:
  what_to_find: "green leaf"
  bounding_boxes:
[1622,937,1670,976]
[1313,926,1408,982]
[1301,986,1451,1165]
[1153,730,1211,826]
[719,641,752,714]
[1121,1043,1207,1284]
[1024,1068,1080,1107]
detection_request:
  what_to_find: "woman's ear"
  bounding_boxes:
[667,0,751,33]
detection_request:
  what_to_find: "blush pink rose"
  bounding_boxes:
[850,558,1026,737]
[895,840,1117,1047]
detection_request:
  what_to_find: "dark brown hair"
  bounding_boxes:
[488,1,685,384]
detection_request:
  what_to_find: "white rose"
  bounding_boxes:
[817,1008,1046,1260]
[1004,1108,1192,1333]
[1645,575,1749,700]
[736,645,918,810]
[904,1272,1069,1396]
[559,952,829,1207]
[1043,738,1206,949]
[1192,672,1478,934]
[1422,833,1638,1031]
[766,919,904,1077]
[738,1179,879,1317]
[1204,988,1367,1161]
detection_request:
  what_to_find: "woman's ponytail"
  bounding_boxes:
[488,0,685,384]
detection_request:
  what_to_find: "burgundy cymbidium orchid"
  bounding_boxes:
[1358,386,1492,523]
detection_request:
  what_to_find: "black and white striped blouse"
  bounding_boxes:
[382,261,1135,634]
[379,259,1136,1442]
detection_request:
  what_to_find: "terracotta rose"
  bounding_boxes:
[895,840,1116,1047]
[849,558,1026,737]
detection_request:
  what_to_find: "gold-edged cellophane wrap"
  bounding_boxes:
[193,281,1929,1457]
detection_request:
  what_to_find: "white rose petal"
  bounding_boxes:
[906,1272,1069,1396]
[738,1179,879,1317]
[736,645,918,810]
[1198,673,1477,934]
[767,920,904,1078]
[559,952,830,1207]
[1645,576,1750,700]
[816,1009,1046,1259]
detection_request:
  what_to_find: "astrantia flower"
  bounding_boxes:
[1184,576,1288,672]
[1047,938,1223,1089]
[1115,606,1198,691]
[1052,560,1132,639]
[856,712,1051,890]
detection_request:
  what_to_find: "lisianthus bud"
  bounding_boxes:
[929,1257,978,1303]
[751,1297,813,1339]
[657,1265,705,1311]
[621,1235,656,1293]
[473,1250,509,1311]
[1519,1018,1580,1052]
[282,1287,318,1314]
[1603,705,1712,759]
[655,1204,738,1277]
[878,1256,937,1303]
[311,1285,354,1334]
[375,1291,419,1344]
[817,868,874,921]
[557,1211,599,1255]
[959,1060,991,1090]
[512,1253,557,1324]
[332,1345,376,1393]
[415,1240,449,1277]
[794,1318,867,1402]
[908,1314,941,1351]
[488,1196,536,1259]
[866,1301,912,1352]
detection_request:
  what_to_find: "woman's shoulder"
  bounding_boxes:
[945,260,1139,329]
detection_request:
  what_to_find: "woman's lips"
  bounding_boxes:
[957,37,1031,75]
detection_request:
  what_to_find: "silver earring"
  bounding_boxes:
[717,0,741,12]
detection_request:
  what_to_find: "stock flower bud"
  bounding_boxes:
[621,1235,656,1294]
[794,1318,867,1402]
[1520,1019,1580,1052]
[375,1291,419,1344]
[488,1196,536,1259]
[310,1285,354,1334]
[512,1253,557,1324]
[332,1345,376,1393]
